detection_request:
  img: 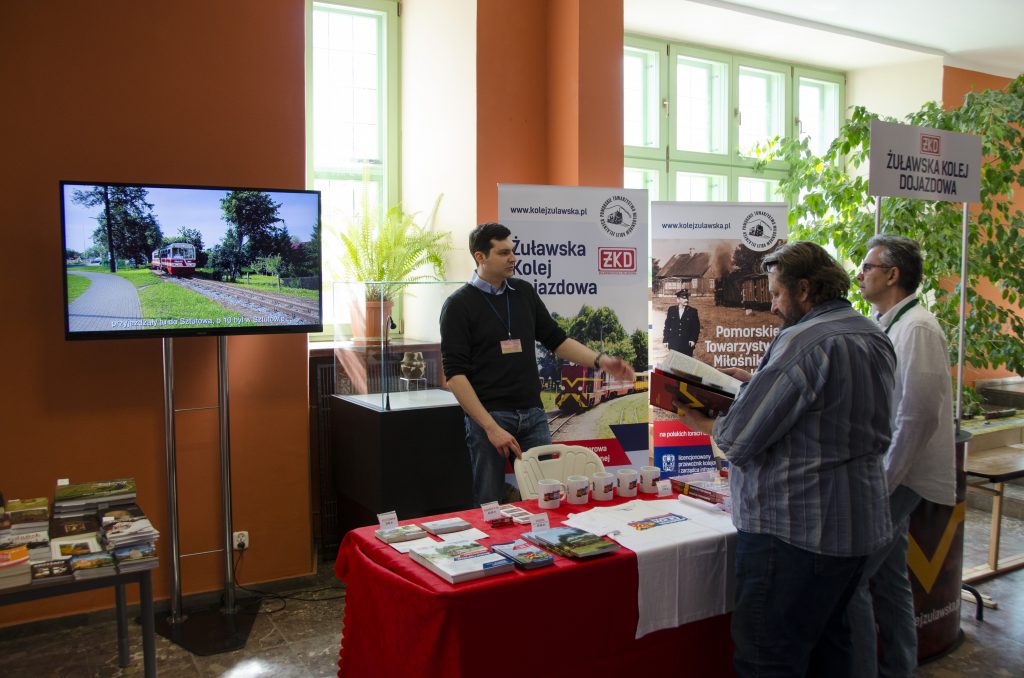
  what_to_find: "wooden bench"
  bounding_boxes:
[962,416,1024,584]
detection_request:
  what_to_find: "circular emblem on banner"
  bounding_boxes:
[599,195,638,239]
[741,210,779,251]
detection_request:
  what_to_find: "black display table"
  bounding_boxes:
[329,389,473,538]
[0,569,155,677]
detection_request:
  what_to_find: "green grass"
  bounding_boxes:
[66,274,91,303]
[594,392,649,438]
[115,268,164,289]
[233,273,319,299]
[137,281,255,330]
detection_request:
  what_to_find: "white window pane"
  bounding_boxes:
[352,15,378,54]
[737,176,782,202]
[675,55,727,154]
[624,47,659,149]
[675,171,727,201]
[312,3,391,327]
[738,66,785,155]
[799,77,840,157]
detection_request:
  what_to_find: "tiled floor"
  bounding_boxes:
[2,501,1023,677]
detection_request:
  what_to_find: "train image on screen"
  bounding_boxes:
[150,242,197,277]
[555,363,649,412]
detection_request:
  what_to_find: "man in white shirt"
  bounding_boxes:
[848,234,956,677]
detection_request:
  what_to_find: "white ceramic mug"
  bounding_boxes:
[537,478,566,510]
[566,475,590,505]
[617,469,639,498]
[592,471,615,501]
[640,465,661,493]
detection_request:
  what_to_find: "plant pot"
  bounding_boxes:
[350,299,394,344]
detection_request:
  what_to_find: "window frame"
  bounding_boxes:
[626,35,844,205]
[623,35,669,161]
[305,0,400,341]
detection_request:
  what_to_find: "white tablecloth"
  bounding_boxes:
[564,497,736,638]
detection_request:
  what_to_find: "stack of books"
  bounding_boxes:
[99,504,160,572]
[68,551,116,580]
[408,541,514,584]
[522,526,620,559]
[420,517,473,536]
[490,539,555,570]
[1,497,51,563]
[0,543,32,589]
[53,479,137,518]
[374,524,428,544]
[30,559,73,584]
[669,472,732,508]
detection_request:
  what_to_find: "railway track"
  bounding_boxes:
[172,277,320,325]
[547,412,577,436]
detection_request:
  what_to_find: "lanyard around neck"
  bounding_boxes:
[475,285,512,338]
[884,298,919,335]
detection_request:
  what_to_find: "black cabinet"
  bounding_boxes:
[329,392,473,539]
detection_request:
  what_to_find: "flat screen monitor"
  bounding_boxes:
[60,181,322,340]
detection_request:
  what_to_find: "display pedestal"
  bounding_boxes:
[912,430,970,663]
[154,605,257,656]
[329,390,473,538]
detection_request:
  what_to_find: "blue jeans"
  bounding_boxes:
[732,531,867,678]
[846,485,922,677]
[464,408,551,505]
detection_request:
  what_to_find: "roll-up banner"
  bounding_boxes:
[650,201,787,477]
[498,184,650,475]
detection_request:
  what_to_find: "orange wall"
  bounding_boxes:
[477,0,624,222]
[942,66,1022,386]
[0,0,312,625]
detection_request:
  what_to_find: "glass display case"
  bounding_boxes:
[329,281,474,532]
[332,280,465,412]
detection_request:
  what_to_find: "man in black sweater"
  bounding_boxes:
[440,223,635,505]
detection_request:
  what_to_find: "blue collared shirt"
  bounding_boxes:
[712,299,896,557]
[469,271,515,295]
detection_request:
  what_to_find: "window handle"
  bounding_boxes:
[735,108,741,125]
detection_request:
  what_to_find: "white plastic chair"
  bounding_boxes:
[514,444,606,500]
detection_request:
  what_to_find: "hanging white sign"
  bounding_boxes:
[869,119,982,203]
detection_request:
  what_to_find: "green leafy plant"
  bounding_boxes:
[755,74,1024,375]
[339,191,451,301]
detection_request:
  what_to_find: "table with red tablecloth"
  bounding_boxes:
[334,493,736,678]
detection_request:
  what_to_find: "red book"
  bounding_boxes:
[650,368,735,418]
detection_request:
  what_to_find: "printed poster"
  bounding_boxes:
[498,184,650,472]
[650,201,787,476]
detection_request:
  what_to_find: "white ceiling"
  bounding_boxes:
[625,0,1024,78]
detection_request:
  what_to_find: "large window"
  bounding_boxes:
[308,0,399,337]
[624,38,844,203]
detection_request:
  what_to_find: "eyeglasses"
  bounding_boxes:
[860,262,893,274]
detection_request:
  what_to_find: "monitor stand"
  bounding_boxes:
[155,336,255,654]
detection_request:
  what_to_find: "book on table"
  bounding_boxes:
[31,559,73,583]
[374,524,428,544]
[521,526,620,559]
[0,544,32,589]
[420,517,473,535]
[112,542,158,572]
[650,350,740,418]
[491,539,555,569]
[408,540,514,584]
[5,497,50,533]
[53,478,137,516]
[69,551,116,580]
[669,472,732,507]
[98,504,160,548]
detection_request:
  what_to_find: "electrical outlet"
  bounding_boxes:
[233,531,250,550]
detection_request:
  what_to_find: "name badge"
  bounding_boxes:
[500,338,522,354]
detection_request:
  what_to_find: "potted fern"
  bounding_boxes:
[339,191,451,342]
